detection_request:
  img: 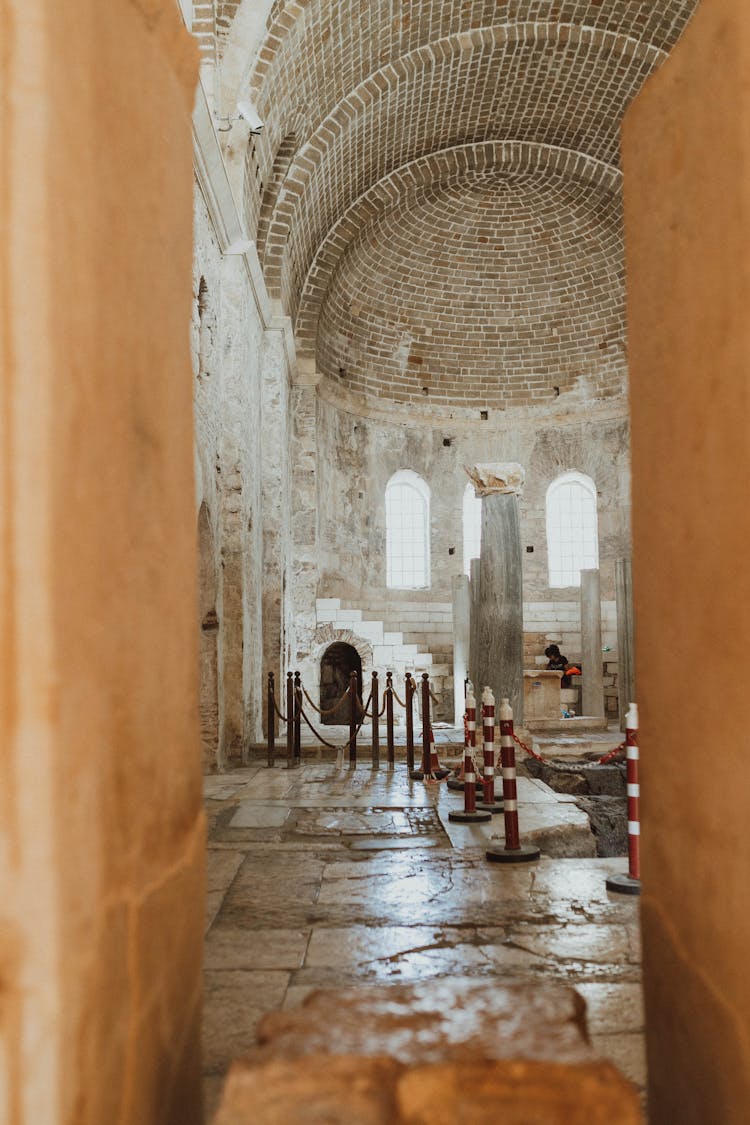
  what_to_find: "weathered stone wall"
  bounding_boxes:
[0,3,203,1122]
[314,396,630,607]
[192,187,267,761]
[623,2,750,1119]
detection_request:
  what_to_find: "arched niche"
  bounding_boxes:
[320,642,362,725]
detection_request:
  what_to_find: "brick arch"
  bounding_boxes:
[294,140,621,356]
[239,0,695,117]
[311,625,373,671]
[256,23,666,313]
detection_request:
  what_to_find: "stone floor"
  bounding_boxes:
[203,760,645,1122]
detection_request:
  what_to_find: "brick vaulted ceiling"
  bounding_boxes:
[235,0,699,414]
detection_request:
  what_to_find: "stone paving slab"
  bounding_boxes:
[202,764,643,1120]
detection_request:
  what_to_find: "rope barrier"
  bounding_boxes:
[511,730,627,769]
[598,741,627,765]
[270,691,288,724]
[362,692,389,720]
[391,687,407,708]
[301,682,351,716]
[296,691,373,754]
[296,693,373,756]
[429,687,441,706]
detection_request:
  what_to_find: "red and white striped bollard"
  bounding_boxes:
[477,687,503,813]
[449,686,491,823]
[486,697,540,863]
[607,702,641,895]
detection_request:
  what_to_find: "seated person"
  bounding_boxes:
[544,643,579,689]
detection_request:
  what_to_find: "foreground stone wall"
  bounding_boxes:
[623,1,750,1119]
[0,3,204,1123]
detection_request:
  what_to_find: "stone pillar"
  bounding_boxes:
[580,569,605,719]
[289,359,323,688]
[468,464,525,722]
[452,573,471,726]
[469,556,481,692]
[260,320,294,718]
[615,557,636,730]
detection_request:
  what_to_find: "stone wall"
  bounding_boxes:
[313,395,630,608]
[623,2,750,1119]
[0,3,204,1122]
[192,185,267,762]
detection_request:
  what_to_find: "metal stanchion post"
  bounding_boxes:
[606,703,641,895]
[386,671,395,770]
[286,671,296,769]
[371,670,380,769]
[267,671,275,767]
[405,673,415,774]
[294,671,302,763]
[486,697,539,863]
[411,673,431,779]
[349,669,358,767]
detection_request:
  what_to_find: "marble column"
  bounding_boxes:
[469,556,481,693]
[616,557,636,730]
[580,569,605,718]
[468,463,525,722]
[452,573,471,726]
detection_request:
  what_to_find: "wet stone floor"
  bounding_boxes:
[203,762,645,1120]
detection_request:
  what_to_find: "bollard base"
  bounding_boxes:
[410,768,450,782]
[448,809,492,823]
[476,800,505,814]
[606,873,641,896]
[486,844,540,863]
[446,777,485,793]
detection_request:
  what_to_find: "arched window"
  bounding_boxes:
[386,470,430,589]
[462,483,482,576]
[546,472,599,587]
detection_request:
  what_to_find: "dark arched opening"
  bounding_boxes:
[320,643,362,725]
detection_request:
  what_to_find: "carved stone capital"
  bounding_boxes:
[466,462,525,496]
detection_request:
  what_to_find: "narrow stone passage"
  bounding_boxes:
[203,764,644,1120]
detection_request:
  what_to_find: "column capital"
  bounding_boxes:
[466,462,525,496]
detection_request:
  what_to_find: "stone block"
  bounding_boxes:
[316,599,341,611]
[354,621,385,643]
[212,981,640,1124]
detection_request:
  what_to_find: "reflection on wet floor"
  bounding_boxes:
[203,762,644,1120]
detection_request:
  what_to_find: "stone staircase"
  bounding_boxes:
[315,598,454,721]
